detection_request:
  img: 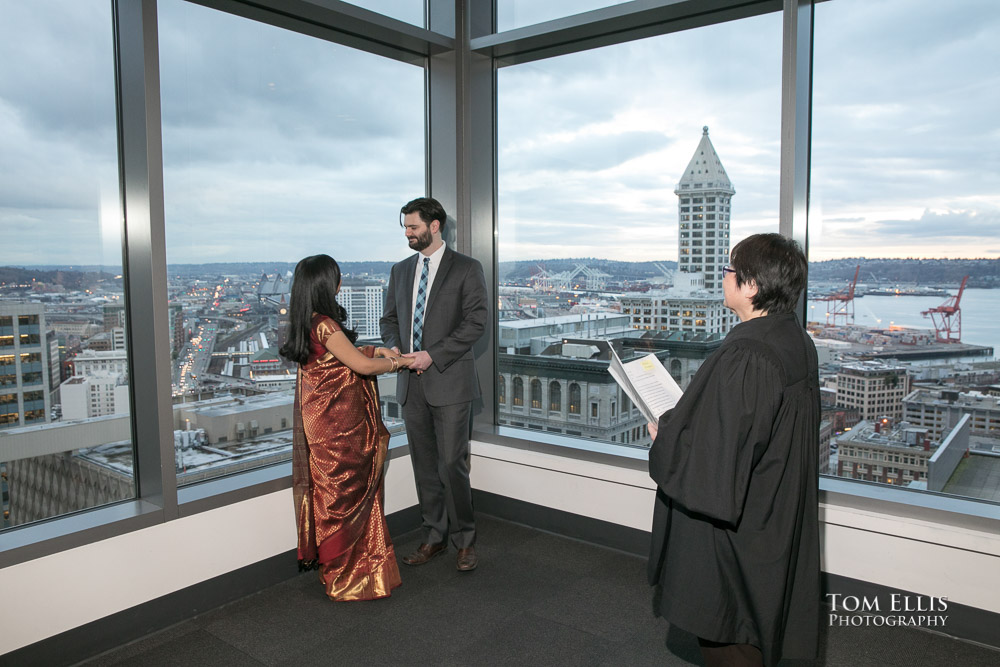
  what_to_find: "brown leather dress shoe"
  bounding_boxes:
[456,546,478,571]
[401,542,447,566]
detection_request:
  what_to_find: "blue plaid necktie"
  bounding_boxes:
[412,257,430,351]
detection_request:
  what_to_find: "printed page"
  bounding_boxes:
[621,353,683,422]
[607,347,683,424]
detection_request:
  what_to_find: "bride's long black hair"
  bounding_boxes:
[279,254,357,365]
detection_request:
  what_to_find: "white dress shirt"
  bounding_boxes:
[409,241,446,352]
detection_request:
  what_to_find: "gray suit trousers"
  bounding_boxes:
[403,372,475,549]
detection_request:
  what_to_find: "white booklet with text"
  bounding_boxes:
[607,346,684,424]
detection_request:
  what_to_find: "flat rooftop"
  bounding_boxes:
[943,452,1000,503]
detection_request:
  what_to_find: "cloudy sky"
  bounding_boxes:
[1,0,998,269]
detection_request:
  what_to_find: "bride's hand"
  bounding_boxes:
[395,355,416,369]
[375,347,398,358]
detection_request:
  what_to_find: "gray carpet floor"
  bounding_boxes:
[81,515,999,666]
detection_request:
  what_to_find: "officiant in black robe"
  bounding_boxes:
[647,233,820,667]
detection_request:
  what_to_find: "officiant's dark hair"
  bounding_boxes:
[279,254,357,365]
[730,233,806,315]
[400,196,448,235]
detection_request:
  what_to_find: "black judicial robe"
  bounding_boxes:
[647,313,820,666]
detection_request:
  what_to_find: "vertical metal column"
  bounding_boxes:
[779,0,813,322]
[427,0,497,428]
[114,0,177,516]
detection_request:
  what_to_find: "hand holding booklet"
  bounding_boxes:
[607,346,684,425]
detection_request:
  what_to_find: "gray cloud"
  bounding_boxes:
[158,0,424,168]
[496,0,1000,262]
[0,3,116,141]
[0,0,425,267]
[502,130,671,171]
[2,0,998,267]
[872,208,1000,238]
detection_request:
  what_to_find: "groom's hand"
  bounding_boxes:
[402,350,432,374]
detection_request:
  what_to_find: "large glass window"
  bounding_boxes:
[158,0,424,486]
[810,0,1000,503]
[496,12,782,449]
[0,1,134,529]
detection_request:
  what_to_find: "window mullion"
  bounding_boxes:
[114,0,177,518]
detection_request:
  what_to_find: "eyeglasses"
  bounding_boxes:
[722,266,736,276]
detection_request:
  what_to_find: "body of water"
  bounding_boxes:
[808,288,998,358]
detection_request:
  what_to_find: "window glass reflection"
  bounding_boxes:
[810,0,1000,502]
[158,0,424,485]
[0,1,135,529]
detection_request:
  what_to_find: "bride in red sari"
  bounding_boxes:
[280,254,412,600]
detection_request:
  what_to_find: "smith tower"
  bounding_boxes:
[675,126,735,295]
[620,126,738,338]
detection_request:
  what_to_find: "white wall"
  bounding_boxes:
[471,440,654,530]
[819,503,1000,614]
[1,491,293,655]
[2,441,999,656]
[58,379,89,421]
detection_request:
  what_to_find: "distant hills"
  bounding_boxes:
[498,258,677,283]
[0,266,121,291]
[3,257,998,289]
[809,258,1000,287]
[496,257,1000,287]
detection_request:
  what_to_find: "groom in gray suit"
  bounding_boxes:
[380,197,488,571]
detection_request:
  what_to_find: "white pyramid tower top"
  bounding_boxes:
[675,126,734,194]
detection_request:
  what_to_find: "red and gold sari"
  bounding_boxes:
[292,315,401,601]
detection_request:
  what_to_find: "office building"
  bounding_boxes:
[618,129,738,335]
[338,278,385,339]
[676,126,735,294]
[835,415,971,489]
[45,330,61,396]
[835,360,911,422]
[620,284,737,335]
[71,349,129,377]
[0,303,51,430]
[499,338,664,447]
[60,374,130,421]
[103,303,126,331]
[498,313,631,355]
[903,388,1000,439]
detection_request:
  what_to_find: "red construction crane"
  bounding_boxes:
[818,264,860,326]
[922,275,968,343]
